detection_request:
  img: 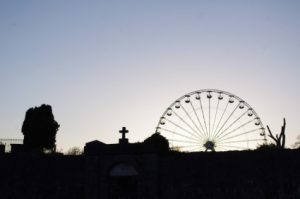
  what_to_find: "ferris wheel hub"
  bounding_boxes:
[204,140,216,152]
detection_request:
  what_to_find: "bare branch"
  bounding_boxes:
[267,125,277,142]
[266,118,286,149]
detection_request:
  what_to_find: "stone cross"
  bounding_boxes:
[119,127,128,139]
[119,127,129,144]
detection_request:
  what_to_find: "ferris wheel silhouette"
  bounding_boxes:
[156,89,266,152]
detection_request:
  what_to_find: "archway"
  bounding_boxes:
[108,163,138,199]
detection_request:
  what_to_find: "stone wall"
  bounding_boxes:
[0,150,299,199]
[159,150,300,199]
[0,154,85,199]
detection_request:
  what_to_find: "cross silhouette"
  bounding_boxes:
[119,127,128,140]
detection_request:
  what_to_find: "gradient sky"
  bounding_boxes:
[0,1,300,151]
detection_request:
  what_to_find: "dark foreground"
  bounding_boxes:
[0,150,299,199]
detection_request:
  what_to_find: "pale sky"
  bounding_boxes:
[0,1,299,151]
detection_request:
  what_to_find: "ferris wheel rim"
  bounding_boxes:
[156,89,266,151]
[157,89,264,132]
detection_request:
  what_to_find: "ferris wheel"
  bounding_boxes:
[156,89,267,152]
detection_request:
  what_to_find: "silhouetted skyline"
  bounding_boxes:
[0,1,299,151]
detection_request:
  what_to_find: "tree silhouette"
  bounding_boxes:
[267,118,286,149]
[22,104,60,152]
[66,146,82,155]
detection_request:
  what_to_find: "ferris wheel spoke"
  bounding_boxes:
[187,146,202,151]
[198,97,209,136]
[215,145,233,150]
[163,119,202,141]
[214,103,240,138]
[212,101,229,138]
[218,128,261,142]
[216,118,256,141]
[160,127,200,143]
[216,147,230,151]
[178,144,202,149]
[181,103,206,138]
[216,144,249,150]
[211,99,220,138]
[214,109,248,139]
[173,145,201,152]
[208,97,211,138]
[169,139,200,145]
[189,100,207,138]
[220,138,263,145]
[215,145,232,151]
[172,111,204,140]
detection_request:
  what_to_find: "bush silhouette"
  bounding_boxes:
[256,143,277,151]
[22,104,60,152]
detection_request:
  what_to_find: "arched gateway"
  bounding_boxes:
[108,163,138,199]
